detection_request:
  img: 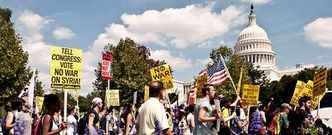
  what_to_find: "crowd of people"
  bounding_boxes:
[0,81,331,135]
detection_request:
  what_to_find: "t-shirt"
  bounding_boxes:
[221,107,230,127]
[66,115,77,135]
[186,113,194,132]
[136,98,169,135]
[194,98,212,135]
[17,111,32,135]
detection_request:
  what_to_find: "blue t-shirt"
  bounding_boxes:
[193,98,212,135]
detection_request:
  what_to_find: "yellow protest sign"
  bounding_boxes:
[73,90,79,102]
[150,64,173,89]
[242,84,260,105]
[36,96,44,113]
[50,46,82,90]
[144,85,149,101]
[290,80,325,110]
[106,89,120,106]
[290,81,312,106]
[313,68,327,97]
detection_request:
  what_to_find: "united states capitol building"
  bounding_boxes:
[170,5,314,104]
[234,5,314,81]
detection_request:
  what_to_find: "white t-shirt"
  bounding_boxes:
[66,115,77,135]
[136,98,169,135]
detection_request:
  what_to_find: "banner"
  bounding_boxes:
[106,89,120,106]
[242,84,260,105]
[144,85,149,101]
[50,46,82,90]
[101,53,113,80]
[150,64,173,89]
[36,96,44,114]
[18,69,35,108]
[313,68,327,97]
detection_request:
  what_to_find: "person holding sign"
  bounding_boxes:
[135,81,172,135]
[40,94,67,135]
[193,84,220,135]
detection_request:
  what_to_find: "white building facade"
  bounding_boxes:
[234,5,313,81]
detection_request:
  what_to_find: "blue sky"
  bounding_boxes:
[1,0,332,95]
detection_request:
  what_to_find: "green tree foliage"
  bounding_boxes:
[0,8,29,101]
[0,8,44,113]
[93,38,165,106]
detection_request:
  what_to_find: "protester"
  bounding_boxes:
[135,81,172,135]
[106,107,117,135]
[3,97,22,135]
[269,103,291,135]
[186,105,195,135]
[290,96,314,135]
[248,103,266,135]
[78,97,103,135]
[193,84,220,135]
[40,94,67,135]
[15,94,33,135]
[231,108,248,135]
[124,104,136,135]
[219,97,237,135]
[66,106,77,135]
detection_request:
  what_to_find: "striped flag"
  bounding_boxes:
[207,57,229,85]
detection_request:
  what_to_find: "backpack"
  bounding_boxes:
[33,114,53,135]
[77,110,99,134]
[269,113,281,135]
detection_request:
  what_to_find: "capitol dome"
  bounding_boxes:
[234,4,279,80]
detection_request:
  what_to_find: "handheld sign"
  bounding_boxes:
[101,53,113,80]
[150,64,173,89]
[313,68,327,97]
[242,84,260,105]
[106,89,120,106]
[50,46,82,90]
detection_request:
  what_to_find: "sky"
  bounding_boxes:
[1,0,332,95]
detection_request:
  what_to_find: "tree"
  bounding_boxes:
[195,46,254,100]
[0,7,30,102]
[0,8,44,114]
[93,38,165,106]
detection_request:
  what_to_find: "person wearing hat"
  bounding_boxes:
[88,97,103,133]
[77,97,103,135]
[269,103,292,135]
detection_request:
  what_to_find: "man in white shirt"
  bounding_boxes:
[135,81,172,135]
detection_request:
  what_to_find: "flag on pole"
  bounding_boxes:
[207,57,229,85]
[18,69,36,108]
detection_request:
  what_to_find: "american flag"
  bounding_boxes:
[207,57,229,85]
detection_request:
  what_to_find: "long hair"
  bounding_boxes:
[11,97,23,112]
[42,94,60,114]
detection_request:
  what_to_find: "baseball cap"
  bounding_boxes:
[92,97,102,106]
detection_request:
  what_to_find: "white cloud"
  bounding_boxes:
[304,17,332,48]
[92,4,246,49]
[316,55,325,60]
[18,10,52,43]
[196,58,211,67]
[17,11,94,95]
[53,27,75,39]
[150,50,192,71]
[241,0,272,5]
